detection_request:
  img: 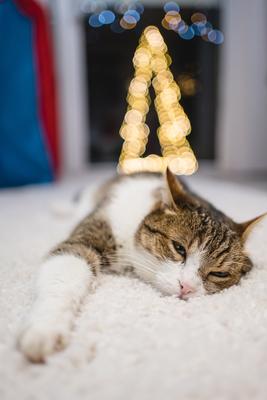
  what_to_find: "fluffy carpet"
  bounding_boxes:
[1,168,267,400]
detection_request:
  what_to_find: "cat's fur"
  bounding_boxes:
[18,170,266,362]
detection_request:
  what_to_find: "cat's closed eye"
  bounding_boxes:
[209,271,230,278]
[172,241,186,260]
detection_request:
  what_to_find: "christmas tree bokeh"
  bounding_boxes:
[118,26,198,175]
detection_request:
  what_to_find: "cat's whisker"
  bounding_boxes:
[133,263,174,286]
[124,257,175,287]
[107,251,175,287]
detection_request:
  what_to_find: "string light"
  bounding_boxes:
[118,26,198,176]
[84,1,224,44]
[160,7,224,45]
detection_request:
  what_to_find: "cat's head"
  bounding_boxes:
[135,169,267,299]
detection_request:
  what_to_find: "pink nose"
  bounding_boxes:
[180,282,195,297]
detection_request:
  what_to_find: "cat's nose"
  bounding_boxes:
[179,282,195,297]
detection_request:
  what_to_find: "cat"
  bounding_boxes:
[18,169,266,362]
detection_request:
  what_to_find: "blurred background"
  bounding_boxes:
[0,0,267,188]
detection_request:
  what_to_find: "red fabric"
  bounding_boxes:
[15,0,60,176]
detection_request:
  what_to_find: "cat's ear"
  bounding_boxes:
[240,213,267,268]
[239,213,267,240]
[165,168,198,209]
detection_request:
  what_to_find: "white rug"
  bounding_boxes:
[1,169,267,400]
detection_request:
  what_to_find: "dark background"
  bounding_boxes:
[84,6,220,163]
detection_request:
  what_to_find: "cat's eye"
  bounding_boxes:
[209,271,230,278]
[172,241,186,259]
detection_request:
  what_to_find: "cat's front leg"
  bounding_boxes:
[18,252,96,362]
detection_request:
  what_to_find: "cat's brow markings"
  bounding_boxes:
[143,223,169,240]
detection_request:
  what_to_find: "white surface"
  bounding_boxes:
[1,169,267,400]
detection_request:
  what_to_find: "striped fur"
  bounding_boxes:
[52,170,258,296]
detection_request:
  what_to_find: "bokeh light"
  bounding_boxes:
[123,14,137,24]
[85,1,223,45]
[124,9,140,22]
[88,14,103,28]
[178,25,195,40]
[133,47,151,68]
[159,6,223,45]
[200,21,213,36]
[115,0,144,15]
[162,10,182,31]
[177,20,187,34]
[99,10,115,25]
[190,12,208,36]
[164,2,180,13]
[118,26,198,176]
[191,24,202,36]
[191,12,207,26]
[120,16,137,30]
[208,29,224,44]
[161,18,171,31]
[119,2,144,30]
[165,10,181,23]
[177,74,199,97]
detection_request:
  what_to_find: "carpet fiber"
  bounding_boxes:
[1,169,267,400]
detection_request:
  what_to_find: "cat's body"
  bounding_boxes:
[18,170,266,362]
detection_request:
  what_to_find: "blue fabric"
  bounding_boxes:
[0,0,54,187]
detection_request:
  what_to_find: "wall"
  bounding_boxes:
[48,0,89,175]
[217,0,267,172]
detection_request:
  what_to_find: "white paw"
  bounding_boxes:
[18,323,70,363]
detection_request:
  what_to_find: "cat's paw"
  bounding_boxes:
[17,323,70,363]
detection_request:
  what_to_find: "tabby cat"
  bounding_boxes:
[18,169,266,362]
